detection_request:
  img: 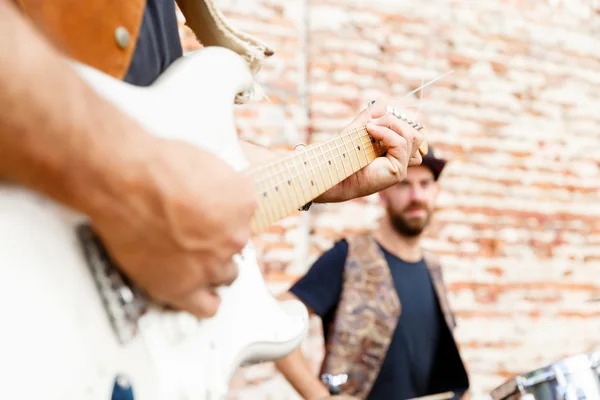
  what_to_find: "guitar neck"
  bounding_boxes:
[247,126,385,234]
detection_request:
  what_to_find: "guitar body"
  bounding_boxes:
[0,47,308,399]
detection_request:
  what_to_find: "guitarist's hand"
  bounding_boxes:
[89,139,257,319]
[315,97,424,203]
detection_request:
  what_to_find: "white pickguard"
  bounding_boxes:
[0,46,309,399]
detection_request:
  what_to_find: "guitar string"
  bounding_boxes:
[251,142,379,230]
[250,127,389,229]
[249,101,429,186]
[250,127,376,187]
[250,127,375,225]
[247,124,371,176]
[247,104,426,185]
[402,70,454,100]
[253,139,377,200]
[250,139,378,229]
[251,142,377,222]
[252,129,376,199]
[253,146,378,217]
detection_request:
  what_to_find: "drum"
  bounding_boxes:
[490,352,600,400]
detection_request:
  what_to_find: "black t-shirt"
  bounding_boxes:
[123,0,183,86]
[290,239,444,400]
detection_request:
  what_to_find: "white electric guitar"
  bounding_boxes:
[0,46,426,399]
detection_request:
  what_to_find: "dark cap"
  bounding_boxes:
[421,145,447,180]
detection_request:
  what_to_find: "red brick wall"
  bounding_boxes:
[179,1,600,398]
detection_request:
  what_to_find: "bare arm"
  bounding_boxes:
[0,2,257,318]
[0,1,156,215]
[274,292,331,400]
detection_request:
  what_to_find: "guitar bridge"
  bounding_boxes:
[76,223,149,345]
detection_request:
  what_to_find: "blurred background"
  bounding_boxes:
[178,0,600,398]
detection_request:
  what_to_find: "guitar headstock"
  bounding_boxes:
[386,105,429,156]
[365,100,429,157]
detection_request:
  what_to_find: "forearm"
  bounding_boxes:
[0,2,154,216]
[275,347,330,400]
[274,291,329,399]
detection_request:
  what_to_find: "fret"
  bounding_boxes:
[266,166,282,225]
[250,170,267,232]
[349,130,365,168]
[308,147,326,195]
[325,140,342,185]
[352,128,377,167]
[317,143,335,189]
[359,130,371,164]
[257,168,278,227]
[283,156,302,209]
[296,152,310,196]
[249,190,264,233]
[318,146,331,189]
[333,136,349,178]
[291,154,310,205]
[360,128,379,164]
[298,151,318,199]
[341,133,357,173]
[276,158,295,215]
[344,132,362,172]
[265,164,284,223]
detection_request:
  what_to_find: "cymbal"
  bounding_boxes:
[587,297,600,302]
[408,391,455,400]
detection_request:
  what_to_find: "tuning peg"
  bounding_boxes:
[366,101,428,155]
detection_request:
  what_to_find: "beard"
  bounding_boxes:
[388,203,431,237]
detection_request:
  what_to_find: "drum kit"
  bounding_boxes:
[484,298,598,399]
[321,351,600,400]
[490,352,600,400]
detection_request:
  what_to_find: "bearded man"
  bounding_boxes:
[275,147,470,400]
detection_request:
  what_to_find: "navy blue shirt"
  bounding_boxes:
[124,0,183,86]
[290,239,444,400]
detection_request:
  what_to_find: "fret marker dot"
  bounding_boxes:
[310,180,314,186]
[343,154,346,158]
[288,180,291,185]
[263,192,267,197]
[357,146,361,150]
[328,160,332,165]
